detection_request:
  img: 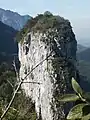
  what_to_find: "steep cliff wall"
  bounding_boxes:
[18,13,77,120]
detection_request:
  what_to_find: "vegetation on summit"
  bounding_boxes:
[16,11,73,43]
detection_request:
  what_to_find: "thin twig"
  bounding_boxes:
[0,51,52,120]
[23,81,42,84]
[0,81,22,120]
[6,79,14,89]
[12,58,20,82]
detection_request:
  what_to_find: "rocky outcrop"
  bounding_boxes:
[18,13,77,120]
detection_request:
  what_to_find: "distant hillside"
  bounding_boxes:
[77,48,90,62]
[79,74,90,92]
[0,21,18,55]
[78,39,90,47]
[0,8,31,30]
[77,46,90,84]
[77,60,90,80]
[77,44,87,53]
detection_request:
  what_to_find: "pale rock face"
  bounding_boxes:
[18,29,77,120]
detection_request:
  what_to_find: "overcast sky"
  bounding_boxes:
[0,0,90,45]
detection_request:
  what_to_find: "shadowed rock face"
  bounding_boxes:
[18,13,77,120]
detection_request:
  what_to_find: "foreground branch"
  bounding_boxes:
[23,81,42,84]
[6,79,14,89]
[0,51,52,120]
[12,58,20,82]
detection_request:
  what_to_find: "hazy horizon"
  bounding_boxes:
[0,0,90,46]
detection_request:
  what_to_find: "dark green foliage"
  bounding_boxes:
[51,56,76,119]
[44,11,53,16]
[58,78,90,120]
[0,62,15,104]
[30,14,70,33]
[58,94,79,102]
[67,103,89,119]
[72,78,84,98]
[16,12,72,43]
[0,62,36,120]
[16,27,30,43]
[0,21,18,54]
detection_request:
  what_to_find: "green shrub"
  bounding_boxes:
[58,78,90,120]
[16,12,72,43]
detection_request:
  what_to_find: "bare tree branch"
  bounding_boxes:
[6,79,14,89]
[0,51,52,120]
[0,81,22,120]
[23,81,42,84]
[12,57,20,82]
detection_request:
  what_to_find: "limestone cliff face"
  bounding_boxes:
[18,13,77,120]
